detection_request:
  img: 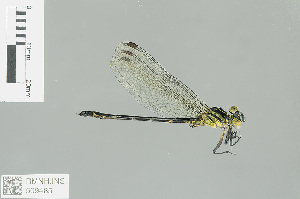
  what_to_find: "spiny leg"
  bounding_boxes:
[213,130,236,155]
[213,131,225,154]
[225,128,242,147]
[230,132,241,146]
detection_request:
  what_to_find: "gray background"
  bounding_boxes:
[1,0,300,198]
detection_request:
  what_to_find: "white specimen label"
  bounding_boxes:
[1,174,69,199]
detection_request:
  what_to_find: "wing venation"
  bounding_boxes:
[109,41,209,118]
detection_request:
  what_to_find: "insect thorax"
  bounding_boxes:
[190,106,245,129]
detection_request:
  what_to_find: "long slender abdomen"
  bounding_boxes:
[78,111,198,124]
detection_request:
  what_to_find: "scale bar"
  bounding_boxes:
[1,0,44,102]
[7,45,16,83]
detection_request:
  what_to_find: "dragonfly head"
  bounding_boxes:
[229,106,246,128]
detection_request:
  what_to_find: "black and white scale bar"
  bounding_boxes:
[6,6,26,83]
[1,1,44,102]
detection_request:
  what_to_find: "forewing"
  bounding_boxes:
[109,41,209,118]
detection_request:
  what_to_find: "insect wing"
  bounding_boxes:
[109,42,209,118]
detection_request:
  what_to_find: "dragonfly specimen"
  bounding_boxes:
[78,42,246,154]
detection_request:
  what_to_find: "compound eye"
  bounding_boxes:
[233,111,240,118]
[240,112,246,122]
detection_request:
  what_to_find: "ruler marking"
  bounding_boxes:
[16,41,26,45]
[16,26,26,30]
[16,34,26,38]
[16,11,26,15]
[16,18,26,22]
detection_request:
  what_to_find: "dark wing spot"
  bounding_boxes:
[126,42,138,49]
[122,50,134,56]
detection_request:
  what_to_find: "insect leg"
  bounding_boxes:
[230,131,242,146]
[213,130,236,155]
